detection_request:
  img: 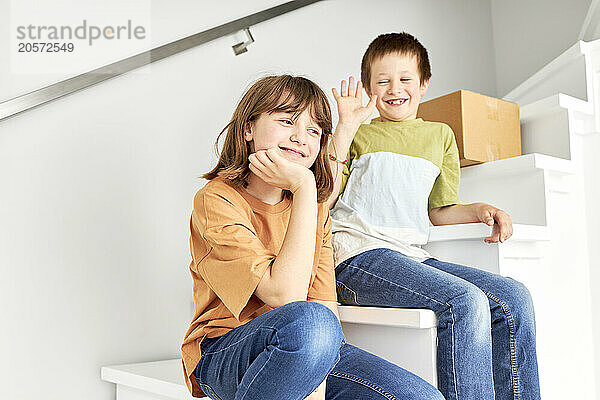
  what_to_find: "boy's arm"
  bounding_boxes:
[327,77,377,209]
[327,124,354,209]
[429,203,513,243]
[427,126,512,243]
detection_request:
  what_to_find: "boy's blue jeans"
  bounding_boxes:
[335,248,541,400]
[194,300,444,400]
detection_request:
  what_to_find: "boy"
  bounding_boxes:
[327,33,540,400]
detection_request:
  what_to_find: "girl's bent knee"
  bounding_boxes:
[277,301,344,355]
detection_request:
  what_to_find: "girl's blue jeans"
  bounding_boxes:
[335,248,541,400]
[195,300,444,400]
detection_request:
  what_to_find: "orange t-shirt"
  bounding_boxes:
[180,177,337,398]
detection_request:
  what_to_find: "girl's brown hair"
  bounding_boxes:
[204,75,334,203]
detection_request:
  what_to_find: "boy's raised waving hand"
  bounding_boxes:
[331,76,377,131]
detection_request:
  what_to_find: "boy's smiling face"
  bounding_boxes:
[366,52,429,122]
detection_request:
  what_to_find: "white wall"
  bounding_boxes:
[0,1,498,399]
[583,129,600,400]
[490,0,591,97]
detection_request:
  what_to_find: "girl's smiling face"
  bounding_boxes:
[245,108,323,169]
[367,52,429,122]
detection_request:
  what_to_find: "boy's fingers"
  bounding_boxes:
[483,211,494,226]
[500,217,513,242]
[484,231,500,243]
[504,214,513,239]
[484,220,501,243]
[494,232,502,242]
[348,76,355,97]
[497,223,507,243]
[341,80,347,97]
[357,81,363,101]
[332,87,340,100]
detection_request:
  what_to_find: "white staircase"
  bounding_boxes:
[504,38,600,132]
[101,224,547,399]
[491,38,599,400]
[102,39,600,400]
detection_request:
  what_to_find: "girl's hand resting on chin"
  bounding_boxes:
[248,148,315,194]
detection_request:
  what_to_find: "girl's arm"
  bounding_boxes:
[255,178,317,307]
[249,148,319,308]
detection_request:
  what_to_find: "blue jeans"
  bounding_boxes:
[335,248,541,400]
[195,301,444,400]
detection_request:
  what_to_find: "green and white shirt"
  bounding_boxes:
[331,118,461,265]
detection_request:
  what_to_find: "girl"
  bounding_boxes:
[180,75,444,400]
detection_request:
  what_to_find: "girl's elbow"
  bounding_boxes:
[260,292,306,309]
[271,286,308,307]
[255,280,307,308]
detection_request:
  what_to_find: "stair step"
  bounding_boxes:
[519,93,597,162]
[503,40,590,106]
[338,305,436,328]
[458,154,575,226]
[101,359,199,400]
[428,223,549,243]
[461,153,574,180]
[520,93,592,122]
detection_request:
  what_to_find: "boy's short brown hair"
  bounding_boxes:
[204,75,334,203]
[361,32,432,90]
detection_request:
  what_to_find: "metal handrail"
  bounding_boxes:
[0,0,323,121]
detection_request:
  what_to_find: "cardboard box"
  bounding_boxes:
[417,90,521,167]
